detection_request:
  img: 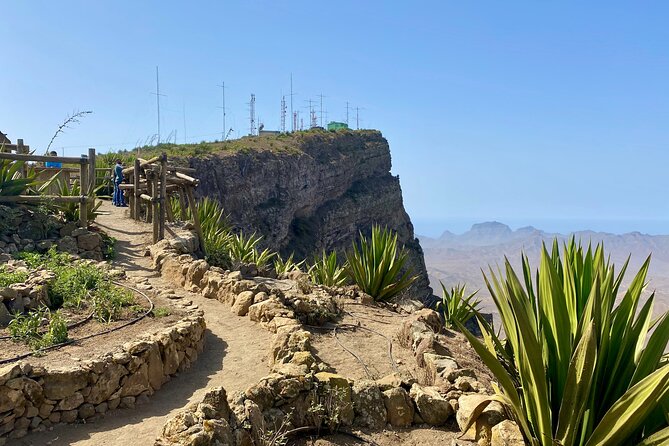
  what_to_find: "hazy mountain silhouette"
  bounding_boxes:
[420,222,669,317]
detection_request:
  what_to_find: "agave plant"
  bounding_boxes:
[274,253,305,275]
[0,159,35,196]
[226,231,276,267]
[52,178,103,223]
[459,239,669,446]
[345,225,417,302]
[308,250,348,287]
[436,282,481,329]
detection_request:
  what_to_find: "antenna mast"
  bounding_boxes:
[152,66,166,145]
[217,82,227,140]
[280,96,287,132]
[249,94,256,136]
[317,93,325,127]
[346,101,350,126]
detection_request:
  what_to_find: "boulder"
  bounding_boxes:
[352,380,387,429]
[77,232,101,251]
[185,260,209,289]
[457,394,507,442]
[409,384,453,426]
[492,420,525,446]
[0,386,24,412]
[382,387,414,427]
[201,387,231,420]
[42,368,89,400]
[56,236,79,255]
[86,362,127,404]
[315,372,354,426]
[231,291,255,316]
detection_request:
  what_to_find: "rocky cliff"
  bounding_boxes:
[182,130,432,301]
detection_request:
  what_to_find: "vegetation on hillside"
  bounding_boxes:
[459,239,669,446]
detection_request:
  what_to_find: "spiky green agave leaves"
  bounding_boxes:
[436,283,482,329]
[458,239,669,446]
[345,225,417,302]
[0,159,35,196]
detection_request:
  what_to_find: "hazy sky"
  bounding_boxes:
[2,1,667,235]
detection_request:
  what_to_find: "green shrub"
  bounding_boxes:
[0,265,28,287]
[8,308,44,341]
[436,283,481,329]
[308,251,347,287]
[91,281,136,323]
[152,307,172,318]
[49,260,105,309]
[345,225,417,302]
[100,232,117,260]
[37,310,68,349]
[459,239,669,446]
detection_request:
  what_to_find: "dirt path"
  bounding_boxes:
[19,201,272,446]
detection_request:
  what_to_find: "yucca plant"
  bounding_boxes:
[308,250,348,287]
[436,282,481,329]
[459,239,669,446]
[227,231,277,267]
[274,253,306,275]
[0,159,35,196]
[345,225,417,302]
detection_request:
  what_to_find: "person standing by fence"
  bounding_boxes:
[112,159,126,206]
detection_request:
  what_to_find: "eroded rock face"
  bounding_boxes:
[188,131,432,302]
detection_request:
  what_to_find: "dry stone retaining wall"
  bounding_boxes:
[151,233,525,446]
[0,314,206,443]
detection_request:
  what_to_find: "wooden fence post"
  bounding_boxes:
[133,159,141,220]
[151,170,159,243]
[88,148,96,193]
[79,155,89,228]
[159,153,167,240]
[178,187,188,221]
[17,139,26,177]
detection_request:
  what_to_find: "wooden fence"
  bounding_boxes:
[0,148,97,228]
[119,153,204,246]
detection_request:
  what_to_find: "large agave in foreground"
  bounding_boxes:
[459,239,669,446]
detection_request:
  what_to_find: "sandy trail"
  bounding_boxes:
[19,201,272,446]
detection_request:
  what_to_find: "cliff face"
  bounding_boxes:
[187,130,432,301]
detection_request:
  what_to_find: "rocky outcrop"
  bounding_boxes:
[184,130,432,301]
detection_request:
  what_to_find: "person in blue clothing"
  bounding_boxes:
[45,151,62,168]
[112,159,126,206]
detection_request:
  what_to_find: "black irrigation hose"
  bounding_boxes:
[0,282,154,365]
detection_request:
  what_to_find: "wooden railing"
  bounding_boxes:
[0,143,203,247]
[120,153,203,247]
[0,148,97,228]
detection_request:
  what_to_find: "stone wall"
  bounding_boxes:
[151,234,525,446]
[0,315,206,443]
[0,205,106,261]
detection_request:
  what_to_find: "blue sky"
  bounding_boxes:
[1,1,667,235]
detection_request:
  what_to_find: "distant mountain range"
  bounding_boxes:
[419,222,669,317]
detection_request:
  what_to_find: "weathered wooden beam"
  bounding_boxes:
[122,156,160,175]
[0,152,82,164]
[0,195,85,203]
